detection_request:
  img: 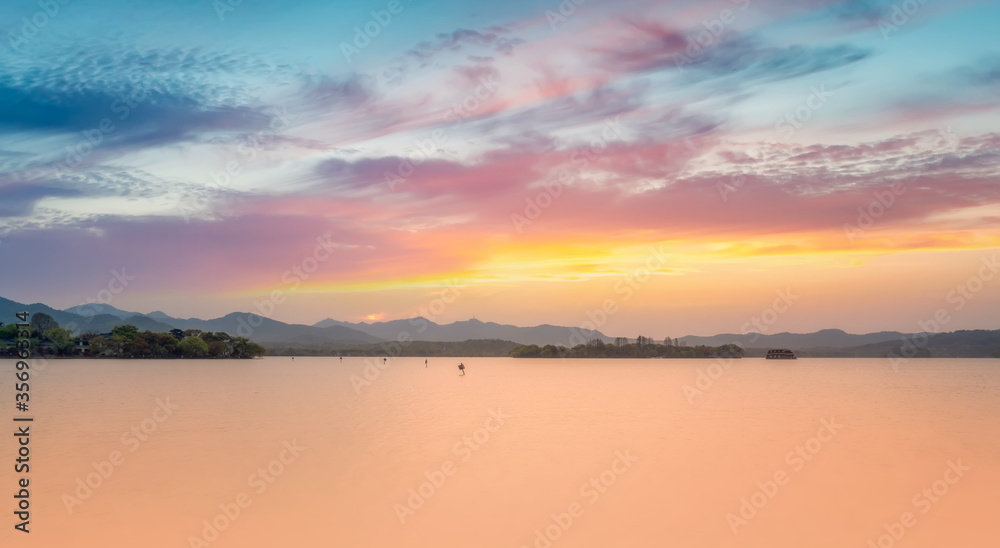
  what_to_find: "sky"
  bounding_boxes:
[0,0,999,337]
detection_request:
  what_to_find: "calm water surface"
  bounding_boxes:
[1,357,997,547]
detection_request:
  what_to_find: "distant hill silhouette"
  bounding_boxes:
[0,296,996,356]
[0,297,167,335]
[0,297,377,344]
[63,303,141,319]
[159,312,380,344]
[677,328,910,349]
[313,317,608,346]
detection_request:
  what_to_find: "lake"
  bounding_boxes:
[1,357,997,547]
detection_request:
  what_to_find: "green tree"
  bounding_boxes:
[89,337,111,357]
[45,327,69,343]
[0,323,16,338]
[127,335,151,357]
[245,341,266,358]
[231,336,267,358]
[148,332,178,357]
[539,344,559,358]
[44,328,76,355]
[111,324,139,343]
[207,340,227,357]
[202,331,232,344]
[107,325,139,356]
[30,313,59,337]
[510,344,541,358]
[178,336,209,357]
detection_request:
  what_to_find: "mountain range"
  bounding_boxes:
[675,329,912,349]
[3,297,603,345]
[2,298,377,344]
[2,296,996,354]
[312,317,605,346]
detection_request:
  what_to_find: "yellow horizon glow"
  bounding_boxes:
[224,227,1000,297]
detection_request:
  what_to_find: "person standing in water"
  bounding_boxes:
[425,359,428,367]
[458,362,466,375]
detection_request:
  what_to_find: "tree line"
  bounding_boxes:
[0,313,265,358]
[509,337,744,359]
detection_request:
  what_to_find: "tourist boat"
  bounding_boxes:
[765,349,796,359]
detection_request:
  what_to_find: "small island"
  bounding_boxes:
[0,313,265,359]
[510,337,744,359]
